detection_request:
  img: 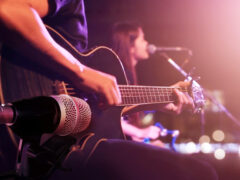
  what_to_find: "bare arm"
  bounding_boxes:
[0,0,121,105]
[121,119,165,147]
[121,119,161,139]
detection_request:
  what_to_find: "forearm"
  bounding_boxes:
[121,119,161,140]
[0,1,121,106]
[0,1,83,81]
[121,120,143,138]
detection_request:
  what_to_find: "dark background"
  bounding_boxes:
[84,1,240,179]
[85,0,240,140]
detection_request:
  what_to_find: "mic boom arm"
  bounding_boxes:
[166,56,240,126]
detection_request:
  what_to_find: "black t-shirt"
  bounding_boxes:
[44,0,88,52]
[1,0,88,103]
[0,0,88,173]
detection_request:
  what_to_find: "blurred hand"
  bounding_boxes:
[159,81,194,115]
[131,126,165,148]
[139,125,161,139]
[130,125,161,140]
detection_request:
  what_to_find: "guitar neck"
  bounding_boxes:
[118,85,187,106]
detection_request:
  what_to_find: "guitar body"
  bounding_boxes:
[0,38,205,179]
[0,46,127,142]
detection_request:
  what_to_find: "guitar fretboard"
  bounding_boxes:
[118,85,187,106]
[53,81,188,106]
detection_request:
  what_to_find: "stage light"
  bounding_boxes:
[200,142,213,153]
[214,148,226,160]
[142,113,154,125]
[186,142,197,154]
[212,130,225,142]
[199,135,210,144]
[238,146,240,157]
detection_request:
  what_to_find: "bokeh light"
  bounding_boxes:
[214,148,226,160]
[212,130,225,142]
[199,135,210,144]
[186,142,197,154]
[200,143,213,153]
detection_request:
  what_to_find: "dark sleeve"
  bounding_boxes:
[44,0,88,52]
[47,0,75,16]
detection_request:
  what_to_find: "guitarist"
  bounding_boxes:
[0,0,121,177]
[112,22,193,145]
[0,0,217,179]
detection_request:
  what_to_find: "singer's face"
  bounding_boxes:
[132,28,149,61]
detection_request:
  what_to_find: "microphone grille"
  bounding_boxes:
[147,44,157,54]
[52,95,77,136]
[71,97,91,134]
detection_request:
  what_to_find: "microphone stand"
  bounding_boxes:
[203,90,240,127]
[159,53,205,135]
[164,54,240,132]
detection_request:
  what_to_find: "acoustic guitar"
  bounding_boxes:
[0,26,205,178]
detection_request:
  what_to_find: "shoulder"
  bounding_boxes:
[0,0,49,17]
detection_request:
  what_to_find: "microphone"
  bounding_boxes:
[147,44,193,56]
[0,95,91,137]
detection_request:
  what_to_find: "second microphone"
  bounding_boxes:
[0,95,91,138]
